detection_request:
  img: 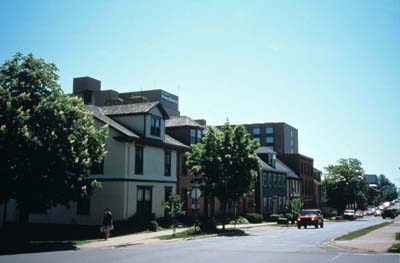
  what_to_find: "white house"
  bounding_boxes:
[1,101,189,225]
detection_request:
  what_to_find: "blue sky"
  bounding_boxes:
[1,0,399,183]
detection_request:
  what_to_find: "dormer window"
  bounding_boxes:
[268,153,276,168]
[197,129,202,143]
[190,129,196,144]
[150,116,161,136]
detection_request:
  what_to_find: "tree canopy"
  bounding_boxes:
[186,122,260,227]
[322,158,368,212]
[0,53,108,220]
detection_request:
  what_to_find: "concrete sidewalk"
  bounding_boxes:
[331,219,400,253]
[79,222,274,249]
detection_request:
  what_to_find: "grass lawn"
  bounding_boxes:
[387,232,400,253]
[335,222,392,241]
[158,228,247,240]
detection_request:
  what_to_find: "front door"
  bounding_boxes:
[137,187,152,216]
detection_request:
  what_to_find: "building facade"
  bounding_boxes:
[277,154,315,209]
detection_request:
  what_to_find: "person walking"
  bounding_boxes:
[102,208,113,240]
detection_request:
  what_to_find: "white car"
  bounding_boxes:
[374,209,383,216]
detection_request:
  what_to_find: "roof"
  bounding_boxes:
[100,102,169,118]
[85,105,189,150]
[258,157,275,171]
[166,116,204,128]
[275,159,299,179]
[256,146,277,154]
[85,105,139,139]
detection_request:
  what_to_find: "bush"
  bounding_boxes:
[149,220,159,232]
[269,214,284,222]
[199,217,217,232]
[245,213,263,223]
[330,210,338,217]
[157,216,173,228]
[229,216,249,225]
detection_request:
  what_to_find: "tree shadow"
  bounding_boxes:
[0,242,77,256]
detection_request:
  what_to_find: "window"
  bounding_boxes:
[137,187,152,215]
[90,159,104,174]
[253,128,260,135]
[254,137,261,144]
[269,198,273,213]
[273,174,277,186]
[150,116,161,136]
[164,150,171,176]
[263,197,268,213]
[266,137,274,144]
[268,173,272,186]
[266,127,273,134]
[263,172,267,187]
[190,129,196,145]
[77,196,90,215]
[135,146,144,174]
[197,129,202,143]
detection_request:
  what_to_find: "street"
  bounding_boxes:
[1,216,399,263]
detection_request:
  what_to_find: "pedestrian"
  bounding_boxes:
[102,208,113,240]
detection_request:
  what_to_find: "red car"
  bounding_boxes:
[297,209,324,229]
[355,210,364,218]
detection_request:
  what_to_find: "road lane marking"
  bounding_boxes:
[329,254,341,262]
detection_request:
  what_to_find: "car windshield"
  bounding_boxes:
[300,211,317,216]
[344,210,354,213]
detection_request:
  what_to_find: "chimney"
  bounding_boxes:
[195,119,207,126]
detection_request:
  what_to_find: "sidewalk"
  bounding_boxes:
[78,222,274,249]
[331,219,400,253]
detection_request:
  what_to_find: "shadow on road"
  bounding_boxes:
[0,242,78,256]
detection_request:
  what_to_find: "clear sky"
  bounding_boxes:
[1,0,399,183]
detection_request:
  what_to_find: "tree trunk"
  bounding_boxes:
[222,202,227,231]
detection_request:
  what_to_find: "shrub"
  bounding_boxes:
[149,220,159,232]
[245,213,263,223]
[157,216,173,228]
[199,217,217,232]
[269,214,284,222]
[330,210,338,217]
[229,216,249,225]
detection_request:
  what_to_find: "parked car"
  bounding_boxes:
[343,209,356,220]
[374,209,382,216]
[355,210,364,218]
[382,208,397,219]
[297,209,324,229]
[366,209,375,216]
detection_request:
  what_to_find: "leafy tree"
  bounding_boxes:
[382,188,398,202]
[186,122,260,230]
[0,53,108,223]
[186,127,221,218]
[322,158,368,214]
[290,198,303,216]
[163,193,184,237]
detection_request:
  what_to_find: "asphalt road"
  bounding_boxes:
[1,216,399,263]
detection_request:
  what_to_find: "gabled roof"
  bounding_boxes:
[85,105,189,150]
[85,105,140,139]
[166,116,204,128]
[100,102,169,118]
[276,159,299,179]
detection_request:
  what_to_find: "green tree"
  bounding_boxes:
[382,188,398,202]
[290,198,303,216]
[322,158,368,214]
[0,53,108,223]
[163,193,184,237]
[186,122,260,230]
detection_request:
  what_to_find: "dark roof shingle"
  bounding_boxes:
[166,116,204,128]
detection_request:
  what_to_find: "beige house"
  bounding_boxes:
[1,101,189,225]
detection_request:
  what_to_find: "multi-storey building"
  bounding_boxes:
[241,122,298,154]
[277,154,315,209]
[72,76,180,117]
